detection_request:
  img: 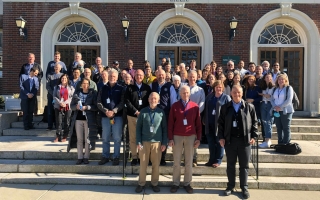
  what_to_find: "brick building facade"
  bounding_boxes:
[1,0,320,115]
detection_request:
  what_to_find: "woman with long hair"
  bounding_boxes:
[270,74,294,144]
[204,80,231,167]
[210,60,217,75]
[205,74,216,96]
[244,75,262,125]
[218,73,231,95]
[259,73,275,148]
[215,66,223,80]
[53,74,75,142]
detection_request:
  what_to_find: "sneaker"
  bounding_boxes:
[112,158,120,166]
[170,185,179,193]
[135,185,144,193]
[242,189,250,199]
[259,141,271,148]
[83,159,89,164]
[46,127,52,131]
[151,185,160,192]
[76,159,83,165]
[224,187,235,196]
[98,157,109,165]
[131,159,138,166]
[183,185,193,194]
[160,159,166,166]
[192,159,197,167]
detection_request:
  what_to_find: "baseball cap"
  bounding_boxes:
[113,61,119,65]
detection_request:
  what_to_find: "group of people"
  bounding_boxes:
[18,52,295,199]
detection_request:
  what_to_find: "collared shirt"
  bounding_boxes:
[181,99,190,107]
[232,100,242,112]
[29,76,34,90]
[136,82,142,89]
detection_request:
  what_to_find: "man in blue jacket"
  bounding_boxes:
[19,67,40,130]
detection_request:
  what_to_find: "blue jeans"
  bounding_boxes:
[102,116,123,158]
[260,101,273,138]
[274,111,292,144]
[206,124,224,164]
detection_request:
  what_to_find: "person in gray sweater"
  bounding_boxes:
[135,92,167,193]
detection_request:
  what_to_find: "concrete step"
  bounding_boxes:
[3,128,56,136]
[269,132,320,141]
[272,125,320,133]
[291,118,320,126]
[1,173,320,191]
[11,122,48,129]
[1,159,319,178]
[18,115,44,122]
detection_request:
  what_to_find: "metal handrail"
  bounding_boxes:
[250,135,260,180]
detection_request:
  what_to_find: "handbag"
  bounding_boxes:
[270,143,302,155]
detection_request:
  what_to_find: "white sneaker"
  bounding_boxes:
[267,140,272,147]
[259,142,269,148]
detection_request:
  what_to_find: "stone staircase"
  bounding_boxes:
[0,115,320,191]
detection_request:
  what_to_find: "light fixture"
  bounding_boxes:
[121,16,130,41]
[15,16,27,40]
[229,16,238,41]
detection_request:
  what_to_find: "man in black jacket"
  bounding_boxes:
[125,69,151,166]
[218,85,258,199]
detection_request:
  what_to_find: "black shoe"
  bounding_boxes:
[131,159,138,166]
[98,157,109,165]
[152,185,160,192]
[204,162,213,167]
[183,185,193,194]
[83,159,89,164]
[24,127,30,130]
[160,159,166,166]
[170,185,179,193]
[242,189,250,199]
[29,125,35,129]
[148,160,152,166]
[90,142,96,150]
[135,185,144,193]
[46,127,52,131]
[192,159,198,167]
[224,187,235,196]
[76,159,83,165]
[112,158,120,166]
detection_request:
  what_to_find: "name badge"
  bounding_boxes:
[107,98,110,104]
[233,121,237,127]
[212,109,216,115]
[150,126,154,133]
[183,119,188,125]
[139,100,142,105]
[61,98,64,102]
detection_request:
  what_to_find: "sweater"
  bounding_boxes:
[189,85,205,113]
[136,107,168,145]
[168,100,202,140]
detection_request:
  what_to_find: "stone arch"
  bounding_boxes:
[40,7,108,109]
[250,8,320,116]
[145,8,213,70]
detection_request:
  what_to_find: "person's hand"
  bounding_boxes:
[264,94,271,98]
[249,138,255,145]
[82,106,87,111]
[161,145,166,152]
[61,103,66,108]
[168,140,174,147]
[137,144,143,150]
[76,104,80,110]
[194,140,200,148]
[219,139,225,147]
[106,111,114,118]
[27,94,33,98]
[275,106,281,112]
[246,98,254,103]
[136,111,140,117]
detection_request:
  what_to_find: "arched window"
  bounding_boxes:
[258,24,301,44]
[157,23,199,44]
[58,22,100,42]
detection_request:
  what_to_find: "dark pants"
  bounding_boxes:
[225,137,251,190]
[206,124,224,164]
[54,108,72,139]
[47,95,55,128]
[21,97,36,128]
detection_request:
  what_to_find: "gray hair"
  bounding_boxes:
[172,75,181,82]
[188,70,197,76]
[179,85,190,95]
[261,60,270,67]
[108,68,119,76]
[232,85,243,93]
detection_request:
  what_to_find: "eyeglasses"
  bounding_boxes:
[273,65,279,66]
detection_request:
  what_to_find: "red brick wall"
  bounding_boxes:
[2,3,320,94]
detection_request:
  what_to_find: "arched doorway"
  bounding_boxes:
[40,7,108,109]
[145,8,213,70]
[250,8,320,116]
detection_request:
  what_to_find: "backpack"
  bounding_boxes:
[270,143,302,155]
[272,85,299,109]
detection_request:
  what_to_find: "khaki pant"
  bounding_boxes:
[75,120,90,159]
[138,141,161,186]
[172,135,196,186]
[127,115,138,159]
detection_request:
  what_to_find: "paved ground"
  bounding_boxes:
[1,184,320,200]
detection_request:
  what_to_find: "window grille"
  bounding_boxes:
[258,24,301,44]
[157,23,199,44]
[58,22,100,42]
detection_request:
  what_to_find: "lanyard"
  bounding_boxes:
[175,88,180,100]
[180,99,189,118]
[278,87,285,98]
[149,107,156,125]
[136,85,143,99]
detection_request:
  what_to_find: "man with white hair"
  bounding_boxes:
[67,52,88,77]
[187,70,205,166]
[46,63,63,131]
[172,75,181,102]
[150,69,176,165]
[261,60,270,75]
[225,60,235,73]
[168,85,201,194]
[97,69,125,166]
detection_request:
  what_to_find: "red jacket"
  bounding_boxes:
[168,100,202,140]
